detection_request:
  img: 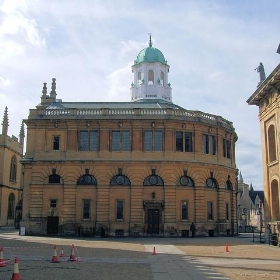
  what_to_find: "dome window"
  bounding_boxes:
[148,70,154,85]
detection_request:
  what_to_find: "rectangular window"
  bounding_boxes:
[83,200,90,219]
[50,199,57,208]
[203,134,216,155]
[223,139,231,159]
[116,200,124,220]
[185,132,193,152]
[79,131,99,151]
[112,131,131,151]
[181,201,188,220]
[207,201,213,220]
[53,136,60,150]
[226,203,229,221]
[176,132,183,151]
[144,130,163,151]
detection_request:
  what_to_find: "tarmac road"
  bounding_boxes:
[0,230,230,280]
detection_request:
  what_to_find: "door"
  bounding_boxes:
[147,209,159,234]
[47,216,59,234]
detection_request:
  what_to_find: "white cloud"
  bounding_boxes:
[0,77,12,89]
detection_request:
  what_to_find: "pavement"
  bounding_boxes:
[0,230,257,280]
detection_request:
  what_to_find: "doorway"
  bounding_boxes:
[147,209,159,234]
[47,216,59,234]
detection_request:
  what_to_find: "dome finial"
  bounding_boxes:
[148,33,152,47]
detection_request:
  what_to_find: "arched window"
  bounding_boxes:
[143,169,164,186]
[160,71,164,86]
[77,169,97,185]
[271,179,279,220]
[110,168,130,186]
[8,193,15,218]
[148,70,154,85]
[179,176,194,187]
[226,180,232,190]
[138,71,142,85]
[268,125,277,162]
[49,169,60,184]
[205,177,218,188]
[10,155,17,182]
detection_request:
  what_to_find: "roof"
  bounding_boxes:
[249,190,264,205]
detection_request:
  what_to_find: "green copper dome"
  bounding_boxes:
[134,37,167,65]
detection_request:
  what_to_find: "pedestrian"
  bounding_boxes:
[190,222,196,237]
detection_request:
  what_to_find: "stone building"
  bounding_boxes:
[237,172,264,232]
[21,38,238,237]
[0,107,24,228]
[247,52,280,234]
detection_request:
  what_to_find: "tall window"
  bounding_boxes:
[160,71,164,85]
[144,130,163,151]
[138,71,142,85]
[223,139,231,158]
[176,132,193,152]
[203,134,216,155]
[268,125,277,162]
[225,203,229,220]
[181,201,188,220]
[79,131,99,151]
[83,200,90,219]
[8,193,15,218]
[53,136,60,150]
[10,156,17,182]
[116,200,124,220]
[112,131,131,151]
[207,201,213,220]
[148,70,154,84]
[50,199,57,208]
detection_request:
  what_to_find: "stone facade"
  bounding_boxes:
[0,107,24,228]
[247,58,280,235]
[21,40,238,237]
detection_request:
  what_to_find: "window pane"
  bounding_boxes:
[207,202,213,220]
[83,200,90,219]
[176,132,183,152]
[53,136,60,150]
[144,131,153,151]
[210,136,216,155]
[182,201,188,220]
[89,131,98,151]
[154,131,163,151]
[79,131,88,151]
[112,131,120,151]
[122,131,131,151]
[203,135,209,154]
[185,132,193,152]
[116,201,123,220]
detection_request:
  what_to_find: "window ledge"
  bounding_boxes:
[268,160,279,167]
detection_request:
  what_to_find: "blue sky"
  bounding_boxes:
[1,0,279,190]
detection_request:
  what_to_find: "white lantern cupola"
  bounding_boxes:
[130,35,172,103]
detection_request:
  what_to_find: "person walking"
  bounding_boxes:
[190,222,196,237]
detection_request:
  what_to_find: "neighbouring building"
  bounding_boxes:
[0,107,24,228]
[21,37,238,237]
[237,172,264,232]
[247,48,280,235]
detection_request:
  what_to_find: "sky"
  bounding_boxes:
[0,0,279,190]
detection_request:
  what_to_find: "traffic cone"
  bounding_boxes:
[0,247,6,267]
[152,246,156,255]
[11,257,21,280]
[225,244,229,252]
[60,247,65,257]
[51,245,60,263]
[68,244,77,261]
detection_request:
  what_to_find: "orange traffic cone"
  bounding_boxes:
[68,244,77,261]
[60,247,65,257]
[51,245,60,263]
[152,246,156,255]
[225,244,229,252]
[11,257,21,280]
[0,247,6,267]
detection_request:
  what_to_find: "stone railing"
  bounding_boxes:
[27,107,235,131]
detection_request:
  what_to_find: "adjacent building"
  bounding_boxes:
[0,107,24,228]
[247,57,280,234]
[21,37,238,237]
